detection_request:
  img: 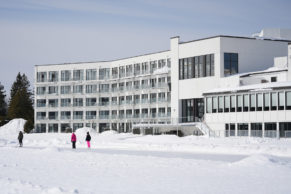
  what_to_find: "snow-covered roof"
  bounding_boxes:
[239,66,287,78]
[203,81,291,95]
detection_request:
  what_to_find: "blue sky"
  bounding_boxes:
[0,0,291,96]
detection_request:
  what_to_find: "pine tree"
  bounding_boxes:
[0,83,7,117]
[8,73,34,133]
[0,83,7,126]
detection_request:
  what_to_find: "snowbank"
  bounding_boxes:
[75,127,97,141]
[0,119,26,136]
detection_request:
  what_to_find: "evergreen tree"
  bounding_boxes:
[10,73,31,100]
[0,83,7,126]
[8,73,34,133]
[0,83,7,117]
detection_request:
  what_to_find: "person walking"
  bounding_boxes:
[18,131,23,147]
[71,132,77,149]
[85,132,91,148]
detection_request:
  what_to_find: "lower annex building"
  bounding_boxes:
[34,29,291,138]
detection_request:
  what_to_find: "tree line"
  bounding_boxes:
[0,73,34,133]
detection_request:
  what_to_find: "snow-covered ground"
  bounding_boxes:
[1,120,291,194]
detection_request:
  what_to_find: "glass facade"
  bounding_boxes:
[179,54,214,80]
[224,53,238,76]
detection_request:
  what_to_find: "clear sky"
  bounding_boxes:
[0,0,291,97]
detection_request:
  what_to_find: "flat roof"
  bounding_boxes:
[203,81,291,95]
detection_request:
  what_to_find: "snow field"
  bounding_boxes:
[1,119,291,193]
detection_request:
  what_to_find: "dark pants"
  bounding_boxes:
[19,139,23,147]
[72,141,76,149]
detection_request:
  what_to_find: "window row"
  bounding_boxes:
[36,108,171,120]
[225,122,291,138]
[206,91,291,113]
[36,93,171,108]
[36,77,171,95]
[179,54,214,80]
[36,59,171,82]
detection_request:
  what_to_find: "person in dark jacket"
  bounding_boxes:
[85,132,91,148]
[71,132,77,149]
[18,131,23,147]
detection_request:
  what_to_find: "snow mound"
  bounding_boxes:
[233,154,278,166]
[0,118,26,136]
[100,130,118,136]
[75,127,97,140]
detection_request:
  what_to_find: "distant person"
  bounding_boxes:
[18,131,23,147]
[71,132,77,149]
[85,132,91,148]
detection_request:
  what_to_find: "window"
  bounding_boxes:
[73,98,83,107]
[271,77,277,82]
[230,124,235,136]
[48,112,58,120]
[179,54,214,80]
[210,54,215,76]
[230,95,236,112]
[179,59,184,79]
[250,94,256,111]
[86,111,96,119]
[265,123,277,138]
[218,96,224,113]
[271,92,277,110]
[48,99,58,107]
[224,96,230,112]
[36,112,46,120]
[73,85,83,93]
[286,92,291,110]
[112,67,118,78]
[279,92,284,110]
[141,62,149,74]
[86,85,97,93]
[237,123,248,136]
[264,93,270,111]
[61,98,71,107]
[36,87,46,95]
[256,93,262,111]
[48,86,58,94]
[99,68,110,80]
[224,53,238,76]
[199,56,205,77]
[37,99,46,107]
[60,86,71,94]
[126,65,133,77]
[48,71,58,82]
[119,66,125,78]
[86,69,96,80]
[61,70,71,81]
[206,97,212,113]
[86,98,96,106]
[100,84,109,92]
[237,95,242,112]
[73,111,83,120]
[251,123,262,137]
[212,97,217,113]
[134,63,141,75]
[150,61,157,73]
[37,72,47,82]
[61,111,71,120]
[243,94,249,112]
[158,59,166,68]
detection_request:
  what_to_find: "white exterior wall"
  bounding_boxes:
[220,37,288,74]
[34,34,291,134]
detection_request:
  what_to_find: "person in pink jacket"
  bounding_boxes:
[71,132,77,149]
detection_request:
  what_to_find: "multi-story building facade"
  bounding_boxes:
[34,29,291,137]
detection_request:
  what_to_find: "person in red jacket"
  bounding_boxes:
[71,132,77,149]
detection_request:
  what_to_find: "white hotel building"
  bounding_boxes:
[34,29,291,138]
